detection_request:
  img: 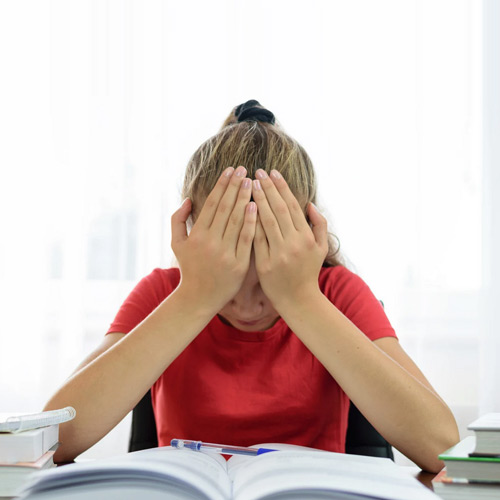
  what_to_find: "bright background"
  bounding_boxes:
[1,0,498,465]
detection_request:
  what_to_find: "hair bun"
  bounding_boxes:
[234,99,275,125]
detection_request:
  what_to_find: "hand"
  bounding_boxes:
[171,166,257,312]
[251,169,328,310]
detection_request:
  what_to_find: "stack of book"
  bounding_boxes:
[0,407,75,498]
[433,413,500,499]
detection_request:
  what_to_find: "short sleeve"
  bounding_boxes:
[106,268,181,335]
[319,266,397,341]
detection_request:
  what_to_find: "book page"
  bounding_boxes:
[22,447,231,500]
[231,450,439,500]
[227,443,320,481]
[126,447,230,499]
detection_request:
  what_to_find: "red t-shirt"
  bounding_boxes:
[107,265,396,453]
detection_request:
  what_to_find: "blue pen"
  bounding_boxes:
[171,439,277,457]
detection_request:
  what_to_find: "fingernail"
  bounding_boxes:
[235,166,246,177]
[270,169,281,180]
[242,178,251,189]
[247,202,257,213]
[256,169,268,179]
[253,179,262,190]
[224,167,234,177]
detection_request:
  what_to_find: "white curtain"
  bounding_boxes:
[480,0,500,414]
[0,0,493,462]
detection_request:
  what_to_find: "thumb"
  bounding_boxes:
[307,202,328,248]
[171,198,192,248]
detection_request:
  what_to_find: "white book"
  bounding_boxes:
[18,444,441,500]
[0,448,56,497]
[0,425,59,463]
[468,413,500,455]
[432,469,500,500]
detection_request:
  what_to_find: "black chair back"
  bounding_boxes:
[129,390,158,452]
[345,402,394,459]
[129,390,394,460]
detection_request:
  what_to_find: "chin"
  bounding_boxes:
[236,318,279,331]
[218,313,280,331]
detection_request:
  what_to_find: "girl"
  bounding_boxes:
[44,100,459,473]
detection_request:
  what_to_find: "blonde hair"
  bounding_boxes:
[181,103,343,267]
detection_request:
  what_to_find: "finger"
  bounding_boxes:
[252,178,284,247]
[307,202,328,249]
[268,169,310,232]
[171,198,192,251]
[252,212,269,262]
[236,202,258,261]
[210,166,249,237]
[223,176,253,246]
[254,169,296,238]
[195,166,235,229]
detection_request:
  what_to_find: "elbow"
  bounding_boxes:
[44,400,82,464]
[401,410,460,473]
[417,426,461,474]
[43,396,81,463]
[418,456,445,475]
[52,421,82,464]
[413,447,449,474]
[53,447,78,465]
[41,412,76,463]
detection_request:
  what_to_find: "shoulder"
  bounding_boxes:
[138,267,181,300]
[319,265,396,341]
[319,265,369,299]
[106,267,181,335]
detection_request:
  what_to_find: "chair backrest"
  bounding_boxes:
[345,402,394,459]
[129,390,158,452]
[129,390,394,460]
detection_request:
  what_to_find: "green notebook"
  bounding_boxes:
[439,436,500,482]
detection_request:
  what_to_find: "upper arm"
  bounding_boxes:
[373,337,440,398]
[70,333,126,376]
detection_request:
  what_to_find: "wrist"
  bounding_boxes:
[171,282,223,320]
[272,284,325,316]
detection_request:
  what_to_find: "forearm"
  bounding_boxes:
[275,288,458,473]
[44,285,215,463]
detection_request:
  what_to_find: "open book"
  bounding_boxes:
[19,444,439,500]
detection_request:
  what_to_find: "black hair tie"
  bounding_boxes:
[235,99,275,125]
